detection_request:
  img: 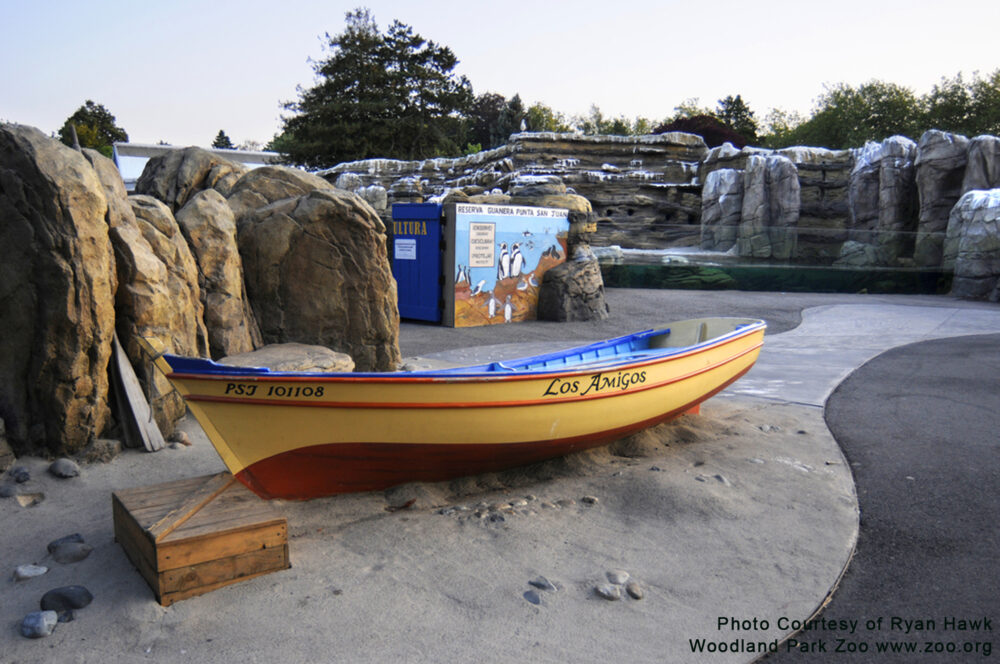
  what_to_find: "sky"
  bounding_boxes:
[2,0,999,149]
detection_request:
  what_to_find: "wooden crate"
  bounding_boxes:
[113,472,290,606]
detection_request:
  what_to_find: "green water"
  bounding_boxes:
[601,263,953,295]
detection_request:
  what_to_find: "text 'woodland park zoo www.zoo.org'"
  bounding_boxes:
[687,615,993,657]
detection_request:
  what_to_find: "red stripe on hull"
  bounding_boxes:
[235,366,752,500]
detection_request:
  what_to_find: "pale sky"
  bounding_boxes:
[2,0,998,149]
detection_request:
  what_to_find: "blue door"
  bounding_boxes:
[391,203,443,322]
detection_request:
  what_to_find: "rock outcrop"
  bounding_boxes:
[962,135,1000,193]
[84,150,205,434]
[536,254,610,322]
[739,155,800,259]
[914,130,969,266]
[700,169,743,251]
[175,189,261,359]
[239,189,400,371]
[943,190,1000,301]
[0,125,115,456]
[221,343,355,373]
[847,137,918,264]
[135,146,247,212]
[226,165,335,221]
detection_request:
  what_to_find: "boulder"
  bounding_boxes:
[833,240,889,268]
[536,258,610,322]
[135,146,247,212]
[82,150,205,434]
[221,343,355,373]
[875,136,918,263]
[226,165,335,221]
[175,190,261,359]
[0,125,115,456]
[848,137,917,264]
[239,189,401,371]
[123,195,211,431]
[961,135,1000,194]
[508,174,567,197]
[944,190,1000,300]
[700,168,743,251]
[739,155,800,259]
[914,130,969,266]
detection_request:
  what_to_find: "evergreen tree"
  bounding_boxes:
[58,100,128,158]
[212,130,235,149]
[279,8,473,168]
[716,95,759,145]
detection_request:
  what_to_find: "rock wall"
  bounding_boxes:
[320,132,708,249]
[0,127,403,459]
[0,125,116,456]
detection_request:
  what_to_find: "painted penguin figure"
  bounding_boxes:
[498,243,510,280]
[510,243,524,278]
[503,295,512,323]
[487,294,499,318]
[456,265,467,283]
[471,279,486,296]
[516,278,529,291]
[528,273,539,288]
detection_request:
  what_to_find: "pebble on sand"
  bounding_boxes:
[606,570,630,585]
[595,583,622,601]
[41,585,93,622]
[48,458,80,478]
[20,610,58,638]
[529,576,557,592]
[14,564,49,581]
[625,580,644,600]
[47,534,93,564]
[10,466,30,483]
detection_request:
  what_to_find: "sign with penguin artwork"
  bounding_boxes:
[443,203,569,327]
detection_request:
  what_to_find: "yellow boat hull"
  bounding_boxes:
[151,318,765,499]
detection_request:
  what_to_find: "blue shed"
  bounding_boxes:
[390,203,443,322]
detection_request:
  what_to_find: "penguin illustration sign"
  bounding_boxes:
[443,203,569,328]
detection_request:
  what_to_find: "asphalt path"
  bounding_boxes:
[761,333,1000,662]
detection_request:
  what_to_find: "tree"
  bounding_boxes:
[716,95,759,145]
[775,81,921,149]
[524,102,571,133]
[58,100,128,158]
[279,8,473,168]
[212,130,235,149]
[654,114,748,148]
[573,104,656,136]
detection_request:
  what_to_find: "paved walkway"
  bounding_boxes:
[761,332,1000,662]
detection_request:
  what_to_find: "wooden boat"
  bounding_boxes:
[141,317,765,500]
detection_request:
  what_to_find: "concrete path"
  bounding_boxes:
[727,303,1000,406]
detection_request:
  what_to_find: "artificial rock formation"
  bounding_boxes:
[943,190,1000,301]
[739,155,800,259]
[175,189,261,359]
[221,343,355,373]
[226,165,335,221]
[85,149,206,434]
[239,188,401,372]
[537,254,610,322]
[848,137,918,264]
[135,146,247,212]
[0,125,116,456]
[914,130,969,266]
[700,168,743,251]
[962,135,1000,193]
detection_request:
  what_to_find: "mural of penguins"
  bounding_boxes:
[497,243,510,280]
[510,243,524,278]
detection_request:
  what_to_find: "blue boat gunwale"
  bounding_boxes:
[161,320,765,381]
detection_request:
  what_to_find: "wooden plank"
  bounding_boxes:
[112,332,165,452]
[112,495,161,596]
[160,545,289,595]
[157,550,290,607]
[157,523,288,571]
[148,472,236,542]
